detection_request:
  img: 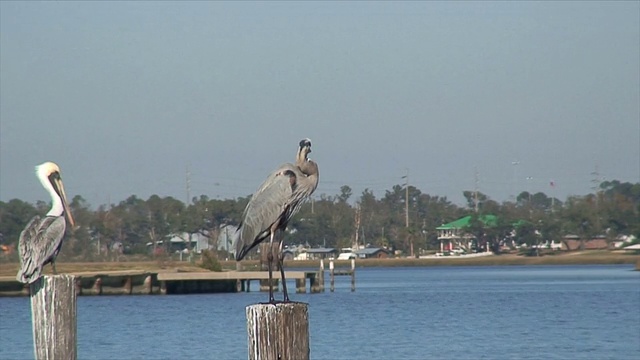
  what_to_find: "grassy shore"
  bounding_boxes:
[281,251,639,269]
[1,251,637,277]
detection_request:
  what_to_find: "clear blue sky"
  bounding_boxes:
[1,1,638,207]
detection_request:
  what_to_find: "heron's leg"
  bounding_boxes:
[278,239,289,302]
[51,261,58,275]
[267,232,275,304]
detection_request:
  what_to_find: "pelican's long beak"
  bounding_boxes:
[54,177,75,228]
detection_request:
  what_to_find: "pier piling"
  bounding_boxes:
[329,260,335,292]
[246,302,309,360]
[296,278,306,293]
[351,259,356,292]
[143,275,153,294]
[29,275,77,360]
[123,276,132,294]
[318,259,325,292]
[93,277,102,295]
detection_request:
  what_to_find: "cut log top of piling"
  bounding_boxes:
[30,275,78,360]
[246,302,310,360]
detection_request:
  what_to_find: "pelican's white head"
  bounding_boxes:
[36,162,61,179]
[35,161,75,227]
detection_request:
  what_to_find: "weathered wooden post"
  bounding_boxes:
[123,276,132,295]
[22,283,30,296]
[329,260,335,292]
[246,303,309,360]
[92,277,102,295]
[309,273,321,293]
[350,259,356,292]
[318,259,325,292]
[295,278,306,293]
[143,275,153,294]
[29,275,77,360]
[74,278,83,296]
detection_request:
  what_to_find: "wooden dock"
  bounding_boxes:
[0,270,323,297]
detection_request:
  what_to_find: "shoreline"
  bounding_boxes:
[284,252,640,269]
[0,251,638,277]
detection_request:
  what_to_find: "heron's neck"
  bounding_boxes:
[299,160,318,177]
[39,174,63,217]
[296,151,305,165]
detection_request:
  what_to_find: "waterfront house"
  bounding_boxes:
[303,247,338,260]
[436,215,498,253]
[561,235,610,251]
[146,232,211,254]
[622,243,640,252]
[282,249,295,261]
[354,247,390,259]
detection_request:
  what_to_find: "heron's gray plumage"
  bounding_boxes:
[234,139,318,302]
[235,164,316,260]
[16,162,74,284]
[16,215,66,284]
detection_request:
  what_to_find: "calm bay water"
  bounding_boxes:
[1,265,639,359]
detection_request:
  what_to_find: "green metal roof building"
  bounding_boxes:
[436,215,498,231]
[436,215,498,254]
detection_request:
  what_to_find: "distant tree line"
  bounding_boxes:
[0,180,638,261]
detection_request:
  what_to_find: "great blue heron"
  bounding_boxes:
[16,162,75,284]
[235,138,319,303]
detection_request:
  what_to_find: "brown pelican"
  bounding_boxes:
[235,139,319,303]
[16,162,75,284]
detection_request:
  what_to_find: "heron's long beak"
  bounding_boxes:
[54,177,75,227]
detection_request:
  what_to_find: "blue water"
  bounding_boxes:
[1,265,639,359]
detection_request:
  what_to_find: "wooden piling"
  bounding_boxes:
[309,273,321,293]
[329,260,335,292]
[22,283,30,296]
[143,275,153,294]
[318,259,325,292]
[246,302,310,360]
[74,278,83,296]
[295,278,306,293]
[92,277,102,295]
[350,259,356,292]
[259,279,279,293]
[123,276,132,295]
[29,275,77,360]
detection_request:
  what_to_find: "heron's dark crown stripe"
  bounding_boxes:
[299,139,311,148]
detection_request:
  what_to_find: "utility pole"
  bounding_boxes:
[402,169,413,257]
[550,179,556,212]
[591,165,602,231]
[526,176,534,220]
[404,169,409,228]
[474,167,479,213]
[186,164,191,206]
[186,164,192,252]
[353,203,361,250]
[511,161,520,202]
